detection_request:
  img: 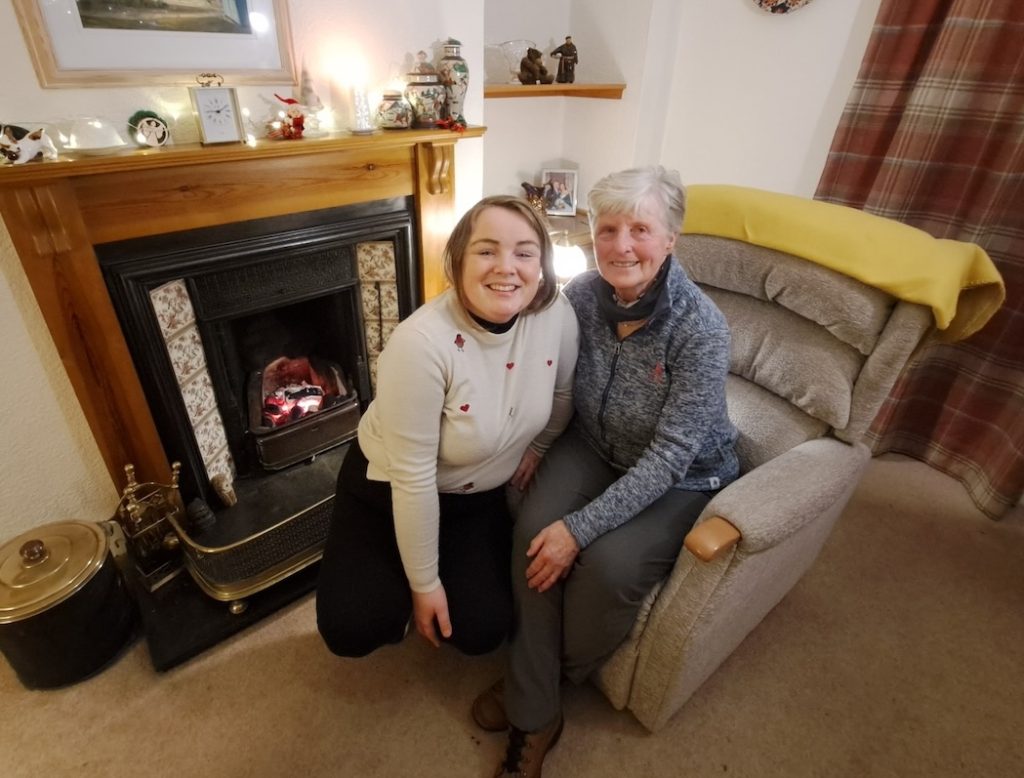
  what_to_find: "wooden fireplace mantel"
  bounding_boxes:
[0,127,484,490]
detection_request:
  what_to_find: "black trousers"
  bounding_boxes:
[316,441,513,657]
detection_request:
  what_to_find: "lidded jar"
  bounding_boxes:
[405,50,445,129]
[376,90,413,129]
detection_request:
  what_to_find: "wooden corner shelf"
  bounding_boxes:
[484,83,625,99]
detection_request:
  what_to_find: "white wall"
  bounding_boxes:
[482,0,573,196]
[482,0,880,200]
[0,209,119,530]
[1,0,880,541]
[666,0,882,195]
[0,0,484,539]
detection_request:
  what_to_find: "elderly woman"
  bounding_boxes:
[317,195,578,658]
[474,167,739,776]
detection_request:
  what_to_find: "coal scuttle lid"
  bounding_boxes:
[0,520,107,624]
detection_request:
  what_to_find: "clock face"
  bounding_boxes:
[204,98,232,124]
[191,87,244,144]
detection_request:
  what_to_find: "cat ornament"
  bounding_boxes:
[1,124,59,165]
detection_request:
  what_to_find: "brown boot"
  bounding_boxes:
[472,678,509,732]
[493,713,564,777]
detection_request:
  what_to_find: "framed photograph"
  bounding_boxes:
[13,0,296,88]
[540,169,578,217]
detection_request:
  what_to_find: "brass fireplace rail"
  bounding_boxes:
[163,496,332,606]
[115,460,335,607]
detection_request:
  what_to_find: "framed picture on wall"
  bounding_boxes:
[540,169,578,217]
[12,0,296,87]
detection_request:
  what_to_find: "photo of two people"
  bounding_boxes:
[540,169,578,216]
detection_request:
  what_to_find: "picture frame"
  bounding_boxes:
[540,169,579,217]
[13,0,296,88]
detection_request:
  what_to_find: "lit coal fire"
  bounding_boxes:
[259,356,350,428]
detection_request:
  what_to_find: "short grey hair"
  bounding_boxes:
[586,166,687,235]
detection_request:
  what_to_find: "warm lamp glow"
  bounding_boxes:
[553,239,588,281]
[327,50,370,89]
[317,108,336,131]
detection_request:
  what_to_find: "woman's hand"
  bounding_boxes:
[509,448,542,491]
[525,520,580,593]
[411,585,452,648]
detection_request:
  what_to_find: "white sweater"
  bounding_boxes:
[357,290,579,592]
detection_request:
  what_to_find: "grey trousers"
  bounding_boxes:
[505,426,711,731]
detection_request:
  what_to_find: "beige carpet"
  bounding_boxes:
[3,455,1023,778]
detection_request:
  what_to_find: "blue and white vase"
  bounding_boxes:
[437,38,469,122]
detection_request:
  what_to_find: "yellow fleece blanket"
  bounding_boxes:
[681,184,1005,341]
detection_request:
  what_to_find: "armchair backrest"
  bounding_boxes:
[678,235,932,474]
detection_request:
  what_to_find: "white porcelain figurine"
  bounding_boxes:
[0,124,59,165]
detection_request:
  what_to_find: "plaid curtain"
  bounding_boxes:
[815,0,1023,518]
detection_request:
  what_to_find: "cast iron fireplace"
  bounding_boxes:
[98,197,418,607]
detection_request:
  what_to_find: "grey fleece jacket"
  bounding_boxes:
[561,259,739,548]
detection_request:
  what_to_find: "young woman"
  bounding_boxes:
[316,196,579,657]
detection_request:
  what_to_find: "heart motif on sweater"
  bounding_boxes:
[506,362,514,370]
[460,403,470,412]
[546,360,553,366]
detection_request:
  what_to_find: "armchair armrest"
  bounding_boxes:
[692,437,870,556]
[684,517,740,562]
[621,438,871,731]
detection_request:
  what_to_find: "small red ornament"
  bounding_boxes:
[436,118,466,133]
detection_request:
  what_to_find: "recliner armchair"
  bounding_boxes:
[593,185,1004,732]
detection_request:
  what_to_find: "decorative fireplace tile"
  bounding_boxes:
[363,320,398,356]
[150,280,235,486]
[150,279,196,339]
[357,242,401,393]
[358,281,401,320]
[164,325,206,383]
[194,409,232,466]
[179,370,218,427]
[357,241,398,280]
[363,319,399,389]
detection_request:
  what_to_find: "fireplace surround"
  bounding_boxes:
[0,127,482,666]
[0,127,481,492]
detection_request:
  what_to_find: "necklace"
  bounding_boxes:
[616,318,648,340]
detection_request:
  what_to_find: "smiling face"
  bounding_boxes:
[593,197,677,302]
[459,206,543,323]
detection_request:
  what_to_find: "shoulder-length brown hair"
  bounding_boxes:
[443,195,559,314]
